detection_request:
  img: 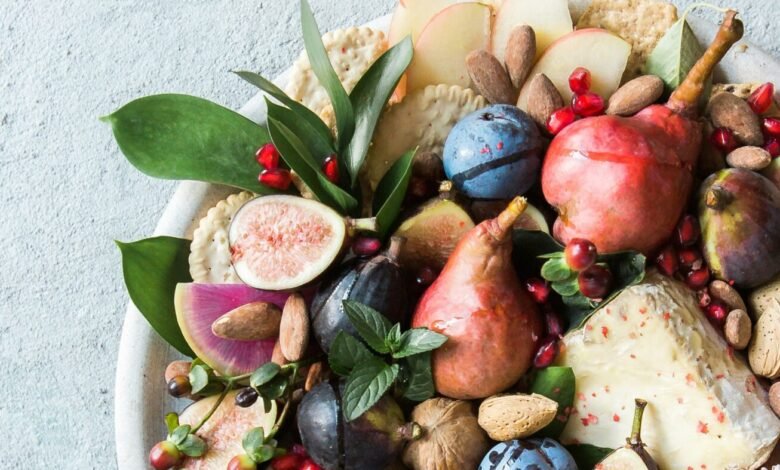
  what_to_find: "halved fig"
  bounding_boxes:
[174,283,290,375]
[229,196,372,291]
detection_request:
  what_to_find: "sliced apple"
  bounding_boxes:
[406,2,492,92]
[516,28,631,110]
[388,0,460,45]
[491,0,573,65]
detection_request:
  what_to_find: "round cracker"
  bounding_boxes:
[189,191,254,283]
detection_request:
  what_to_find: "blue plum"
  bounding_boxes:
[443,104,544,199]
[479,438,578,470]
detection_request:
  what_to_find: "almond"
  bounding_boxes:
[279,293,310,362]
[304,362,327,392]
[466,49,516,105]
[724,309,752,350]
[477,393,558,441]
[525,74,564,130]
[606,75,664,116]
[504,25,536,89]
[748,300,780,379]
[709,280,747,312]
[726,146,772,171]
[708,92,764,146]
[271,341,288,366]
[211,301,281,341]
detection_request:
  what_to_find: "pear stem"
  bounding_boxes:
[667,10,744,116]
[629,398,649,446]
[705,185,732,210]
[386,236,406,261]
[489,196,528,240]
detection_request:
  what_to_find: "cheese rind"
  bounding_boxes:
[558,273,780,470]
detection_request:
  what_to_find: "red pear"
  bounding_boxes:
[411,197,542,399]
[542,11,744,254]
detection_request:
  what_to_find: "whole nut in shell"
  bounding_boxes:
[707,92,764,146]
[726,146,772,171]
[750,275,780,320]
[724,309,752,350]
[279,293,310,362]
[525,73,564,130]
[748,299,780,379]
[477,393,558,441]
[211,301,281,341]
[466,49,516,105]
[505,25,536,89]
[606,75,664,116]
[709,280,747,313]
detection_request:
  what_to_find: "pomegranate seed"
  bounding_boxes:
[572,92,605,117]
[748,82,775,115]
[565,238,598,271]
[765,137,780,158]
[269,454,304,470]
[546,107,577,135]
[255,143,280,169]
[258,168,292,190]
[655,245,679,277]
[352,236,382,257]
[568,67,592,95]
[578,265,613,299]
[534,337,560,368]
[686,267,711,290]
[678,247,703,271]
[544,307,565,337]
[322,154,339,183]
[697,288,712,308]
[710,127,739,153]
[676,215,701,247]
[415,266,438,287]
[763,117,780,138]
[300,460,323,470]
[705,301,728,327]
[526,277,551,304]
[291,444,308,457]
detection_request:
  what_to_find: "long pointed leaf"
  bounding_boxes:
[265,100,334,164]
[372,149,415,238]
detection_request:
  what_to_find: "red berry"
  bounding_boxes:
[676,215,701,247]
[259,168,292,190]
[227,454,257,470]
[534,337,560,368]
[710,127,739,153]
[546,107,577,135]
[300,460,323,470]
[569,67,592,95]
[765,137,780,158]
[678,247,703,271]
[655,245,679,277]
[525,277,551,304]
[149,441,182,470]
[352,236,382,257]
[322,154,339,184]
[697,288,712,308]
[416,266,438,287]
[256,143,280,169]
[578,265,613,299]
[291,444,308,457]
[764,117,780,138]
[748,82,775,115]
[686,267,711,290]
[705,301,728,326]
[565,238,598,271]
[571,92,605,117]
[544,307,565,337]
[269,453,304,470]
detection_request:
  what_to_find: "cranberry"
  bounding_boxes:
[571,92,605,117]
[544,307,565,337]
[546,107,577,135]
[149,441,182,470]
[686,267,711,290]
[269,453,304,470]
[697,288,712,308]
[676,215,701,247]
[568,67,592,95]
[227,454,257,470]
[259,168,292,191]
[748,82,775,115]
[167,375,192,398]
[415,266,438,287]
[763,117,780,138]
[525,277,551,303]
[565,238,598,271]
[351,237,382,257]
[300,460,323,470]
[705,301,728,326]
[322,155,339,184]
[765,137,780,158]
[256,143,280,169]
[678,247,703,271]
[578,265,613,299]
[655,245,679,277]
[710,127,739,153]
[235,387,259,408]
[534,337,560,368]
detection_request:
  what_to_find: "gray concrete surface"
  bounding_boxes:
[0,0,777,468]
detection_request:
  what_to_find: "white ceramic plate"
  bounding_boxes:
[114,8,780,469]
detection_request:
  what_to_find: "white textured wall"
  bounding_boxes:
[1,1,777,467]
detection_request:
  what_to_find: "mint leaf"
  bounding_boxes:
[342,358,399,421]
[250,362,281,389]
[342,301,392,353]
[530,367,576,439]
[257,375,288,400]
[188,365,209,395]
[168,424,191,446]
[541,257,572,282]
[164,413,179,435]
[372,149,416,238]
[551,276,579,297]
[385,323,402,353]
[242,427,265,456]
[329,331,376,377]
[392,328,447,359]
[400,353,435,402]
[178,434,207,458]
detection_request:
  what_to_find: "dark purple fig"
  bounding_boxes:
[699,168,780,288]
[762,158,780,189]
[296,382,421,470]
[311,237,409,352]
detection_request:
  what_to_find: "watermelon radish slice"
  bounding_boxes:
[174,283,290,376]
[229,195,370,291]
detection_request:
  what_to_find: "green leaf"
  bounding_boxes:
[342,358,399,421]
[551,276,579,297]
[372,149,416,238]
[565,444,614,469]
[530,367,576,439]
[178,434,207,458]
[188,365,210,395]
[242,427,265,456]
[400,352,435,402]
[328,331,376,377]
[342,301,392,353]
[299,0,354,149]
[116,237,194,357]
[257,375,288,400]
[343,38,414,184]
[646,17,711,100]
[392,328,448,359]
[250,363,281,389]
[250,445,277,464]
[104,94,274,194]
[542,257,573,282]
[168,425,191,446]
[265,99,334,165]
[267,117,358,215]
[233,70,334,148]
[512,229,565,279]
[385,323,402,353]
[164,413,179,435]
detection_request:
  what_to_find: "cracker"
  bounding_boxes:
[713,83,780,117]
[362,84,487,190]
[189,192,254,283]
[577,0,678,80]
[285,27,388,127]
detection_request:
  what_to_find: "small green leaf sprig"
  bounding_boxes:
[328,300,448,421]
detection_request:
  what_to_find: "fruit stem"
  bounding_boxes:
[267,366,299,440]
[191,380,234,433]
[705,185,732,210]
[386,236,406,262]
[629,398,648,447]
[348,217,378,233]
[488,197,527,241]
[396,422,423,441]
[667,10,744,116]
